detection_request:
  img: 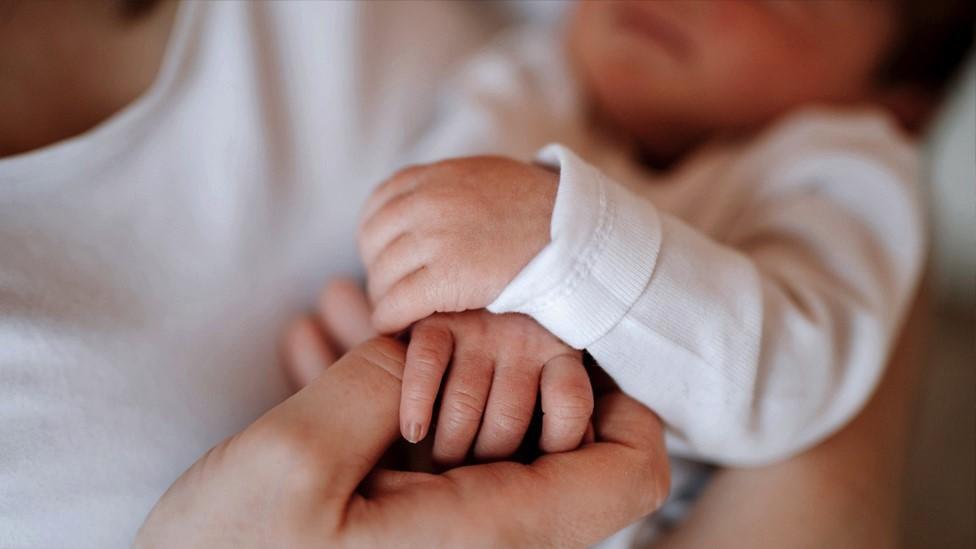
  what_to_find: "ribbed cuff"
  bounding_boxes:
[488,144,662,349]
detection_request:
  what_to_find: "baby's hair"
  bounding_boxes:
[879,0,975,97]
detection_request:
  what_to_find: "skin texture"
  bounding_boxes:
[287,280,592,465]
[135,335,670,549]
[359,159,584,462]
[359,156,558,334]
[402,311,591,464]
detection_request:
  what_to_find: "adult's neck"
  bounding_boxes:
[0,0,178,158]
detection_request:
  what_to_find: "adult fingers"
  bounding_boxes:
[432,348,493,467]
[538,353,593,453]
[319,278,376,351]
[253,337,409,512]
[400,319,454,443]
[281,315,337,390]
[451,392,670,546]
[340,392,668,548]
[472,358,540,461]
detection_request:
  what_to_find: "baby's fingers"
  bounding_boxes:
[539,354,593,453]
[372,268,441,334]
[365,232,432,304]
[472,358,540,461]
[401,320,454,443]
[432,349,493,467]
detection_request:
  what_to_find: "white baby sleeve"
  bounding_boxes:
[488,142,924,465]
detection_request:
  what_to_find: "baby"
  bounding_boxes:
[337,1,973,469]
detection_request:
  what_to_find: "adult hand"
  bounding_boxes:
[135,337,669,548]
[284,278,593,462]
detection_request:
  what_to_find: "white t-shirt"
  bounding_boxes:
[0,2,495,547]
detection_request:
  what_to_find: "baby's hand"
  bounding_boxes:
[400,310,592,466]
[359,157,558,334]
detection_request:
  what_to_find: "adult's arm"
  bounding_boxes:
[655,288,928,548]
[135,337,670,548]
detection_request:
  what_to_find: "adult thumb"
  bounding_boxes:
[136,338,408,548]
[258,337,407,505]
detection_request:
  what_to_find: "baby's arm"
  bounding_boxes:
[399,310,591,466]
[360,130,924,466]
[483,142,925,466]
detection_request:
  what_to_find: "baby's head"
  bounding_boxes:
[568,0,974,161]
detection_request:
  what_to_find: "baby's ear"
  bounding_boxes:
[877,85,937,134]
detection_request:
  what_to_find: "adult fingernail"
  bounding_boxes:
[406,422,424,444]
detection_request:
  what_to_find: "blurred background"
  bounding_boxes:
[904,54,975,549]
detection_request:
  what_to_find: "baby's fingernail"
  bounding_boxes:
[406,422,424,444]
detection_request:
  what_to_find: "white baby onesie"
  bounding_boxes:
[424,27,925,466]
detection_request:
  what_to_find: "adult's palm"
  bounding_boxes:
[135,337,669,548]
